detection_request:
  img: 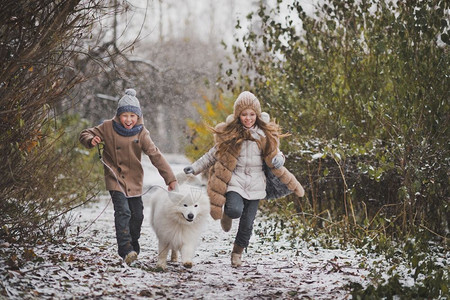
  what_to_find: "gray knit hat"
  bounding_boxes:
[233,91,261,118]
[116,89,142,117]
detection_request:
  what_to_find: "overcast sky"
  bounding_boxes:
[112,0,318,49]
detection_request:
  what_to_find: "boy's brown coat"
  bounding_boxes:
[79,117,176,196]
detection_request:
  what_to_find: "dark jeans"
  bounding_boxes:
[109,191,144,258]
[224,191,260,248]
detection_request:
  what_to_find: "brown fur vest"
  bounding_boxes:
[207,123,304,220]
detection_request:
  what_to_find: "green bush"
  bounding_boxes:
[208,0,449,296]
[219,0,449,240]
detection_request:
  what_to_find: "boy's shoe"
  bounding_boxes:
[124,251,138,265]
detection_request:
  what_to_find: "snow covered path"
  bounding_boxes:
[1,155,372,299]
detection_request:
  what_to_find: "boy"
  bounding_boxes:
[79,89,178,264]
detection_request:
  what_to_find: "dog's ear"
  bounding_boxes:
[168,190,183,203]
[175,172,188,185]
[176,172,205,187]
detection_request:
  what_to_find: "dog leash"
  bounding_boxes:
[97,143,166,198]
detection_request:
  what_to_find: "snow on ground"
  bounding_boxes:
[1,155,377,299]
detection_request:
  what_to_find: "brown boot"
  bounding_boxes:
[124,251,138,265]
[220,213,232,232]
[231,243,244,268]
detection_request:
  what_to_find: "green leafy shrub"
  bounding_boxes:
[189,0,449,296]
[219,0,449,241]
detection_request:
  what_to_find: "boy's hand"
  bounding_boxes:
[168,181,179,192]
[91,136,102,147]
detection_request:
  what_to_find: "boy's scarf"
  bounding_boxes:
[113,121,143,137]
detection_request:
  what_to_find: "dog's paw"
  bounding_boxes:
[183,262,193,269]
[170,251,178,262]
[156,262,167,271]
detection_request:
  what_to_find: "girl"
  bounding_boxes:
[184,91,304,267]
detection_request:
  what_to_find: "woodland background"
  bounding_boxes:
[0,0,448,297]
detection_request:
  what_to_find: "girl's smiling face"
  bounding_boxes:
[119,112,139,129]
[239,108,257,128]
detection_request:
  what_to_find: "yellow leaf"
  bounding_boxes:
[206,102,216,117]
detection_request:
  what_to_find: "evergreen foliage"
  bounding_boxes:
[216,0,449,241]
[184,0,450,296]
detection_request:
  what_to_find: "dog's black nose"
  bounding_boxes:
[187,213,194,220]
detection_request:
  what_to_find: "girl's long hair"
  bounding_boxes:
[212,115,289,158]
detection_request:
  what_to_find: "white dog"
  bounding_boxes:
[148,173,210,270]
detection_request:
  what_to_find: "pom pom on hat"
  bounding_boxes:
[226,114,234,124]
[260,112,270,123]
[117,88,142,117]
[124,88,136,97]
[233,91,261,118]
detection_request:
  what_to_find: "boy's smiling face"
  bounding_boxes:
[119,112,139,129]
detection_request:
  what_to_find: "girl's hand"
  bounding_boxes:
[272,153,285,169]
[91,136,102,146]
[183,166,194,174]
[168,181,179,192]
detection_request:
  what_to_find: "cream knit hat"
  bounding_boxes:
[233,91,261,118]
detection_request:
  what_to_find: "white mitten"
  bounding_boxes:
[271,153,285,169]
[183,166,194,174]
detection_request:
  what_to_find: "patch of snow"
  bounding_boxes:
[311,152,324,160]
[0,153,417,299]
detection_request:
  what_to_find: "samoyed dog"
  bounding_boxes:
[148,173,210,270]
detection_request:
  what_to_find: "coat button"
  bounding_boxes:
[116,146,121,150]
[118,167,122,172]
